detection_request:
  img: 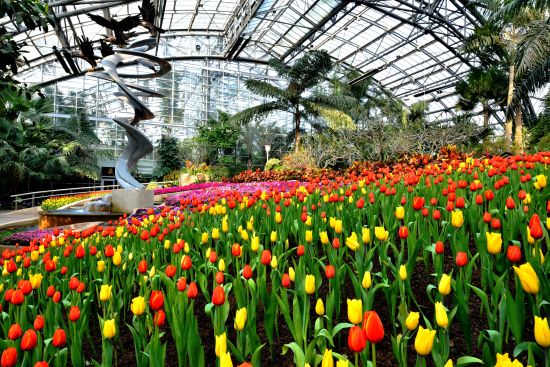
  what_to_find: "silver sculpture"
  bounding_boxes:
[88,38,171,189]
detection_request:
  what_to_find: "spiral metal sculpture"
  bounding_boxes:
[89,38,171,189]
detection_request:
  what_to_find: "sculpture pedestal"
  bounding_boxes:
[112,189,154,214]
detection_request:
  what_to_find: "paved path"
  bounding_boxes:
[0,208,39,229]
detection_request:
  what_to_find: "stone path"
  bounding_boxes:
[0,208,39,230]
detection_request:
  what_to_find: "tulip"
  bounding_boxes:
[68,306,81,322]
[513,263,539,294]
[451,210,464,228]
[529,214,544,239]
[534,174,547,190]
[322,349,333,367]
[112,252,121,266]
[325,264,335,279]
[131,296,146,316]
[103,319,116,339]
[281,274,291,288]
[438,274,451,296]
[315,298,325,316]
[320,231,329,245]
[398,226,409,239]
[435,302,448,328]
[527,227,535,244]
[486,232,502,255]
[33,315,44,331]
[29,273,42,290]
[187,282,198,298]
[374,226,388,241]
[181,255,192,270]
[0,348,17,367]
[336,360,350,367]
[201,232,208,244]
[215,333,227,357]
[270,231,277,242]
[97,260,105,273]
[260,250,271,265]
[305,274,316,295]
[362,271,372,289]
[414,326,436,355]
[234,308,247,331]
[435,241,444,254]
[347,326,367,353]
[345,233,360,252]
[251,235,259,251]
[270,256,278,269]
[212,285,226,305]
[362,310,384,343]
[444,360,453,367]
[305,230,313,243]
[212,228,220,240]
[52,329,66,348]
[218,259,226,272]
[406,312,420,330]
[220,352,233,367]
[399,265,407,281]
[10,290,24,305]
[149,290,164,310]
[535,316,550,348]
[507,245,522,263]
[456,252,468,267]
[99,284,112,302]
[334,219,343,234]
[8,324,22,340]
[347,299,363,324]
[362,227,371,244]
[395,206,405,220]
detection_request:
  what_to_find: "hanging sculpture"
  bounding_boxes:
[53,0,170,189]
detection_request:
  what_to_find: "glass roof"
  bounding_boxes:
[4,0,503,122]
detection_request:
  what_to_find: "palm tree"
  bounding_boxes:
[231,50,356,150]
[455,66,508,142]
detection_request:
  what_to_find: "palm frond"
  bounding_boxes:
[231,101,289,125]
[516,19,550,76]
[244,80,290,100]
[268,58,290,77]
[516,57,550,95]
[306,94,357,111]
[288,50,334,91]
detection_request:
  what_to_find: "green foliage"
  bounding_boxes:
[208,165,230,182]
[281,149,318,171]
[153,135,182,179]
[196,111,240,164]
[264,158,282,171]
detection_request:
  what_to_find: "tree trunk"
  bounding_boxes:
[504,64,515,153]
[294,107,301,151]
[513,104,523,153]
[483,104,490,146]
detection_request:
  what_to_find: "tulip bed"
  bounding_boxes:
[1,153,550,367]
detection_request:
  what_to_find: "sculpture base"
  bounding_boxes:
[112,189,154,214]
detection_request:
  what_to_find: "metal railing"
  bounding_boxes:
[10,181,177,210]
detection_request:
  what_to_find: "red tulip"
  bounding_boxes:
[11,290,24,305]
[60,266,67,275]
[187,282,198,299]
[231,243,242,257]
[165,264,176,278]
[483,212,491,223]
[209,250,217,263]
[506,197,515,209]
[398,226,409,239]
[76,282,85,293]
[0,347,17,367]
[518,190,527,200]
[296,245,305,257]
[529,214,544,239]
[69,276,80,290]
[104,245,115,257]
[260,250,271,265]
[34,315,45,330]
[20,329,38,351]
[456,197,465,208]
[8,324,22,340]
[435,241,444,254]
[362,311,384,343]
[154,310,166,327]
[412,197,425,210]
[507,245,522,263]
[475,194,483,205]
[181,255,192,270]
[325,264,335,279]
[44,260,56,272]
[138,260,148,273]
[432,209,441,220]
[212,285,225,305]
[6,260,17,273]
[69,306,81,322]
[281,273,291,288]
[348,326,367,353]
[215,271,225,284]
[242,264,253,280]
[53,291,61,303]
[332,238,340,249]
[18,280,32,295]
[491,218,501,230]
[484,190,494,201]
[456,252,468,267]
[75,245,85,259]
[52,329,66,348]
[149,290,164,311]
[176,277,187,291]
[34,362,48,367]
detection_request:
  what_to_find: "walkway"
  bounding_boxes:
[0,208,39,230]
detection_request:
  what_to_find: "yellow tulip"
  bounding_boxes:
[219,351,233,367]
[112,252,121,266]
[270,255,278,269]
[212,228,220,240]
[117,245,123,254]
[362,227,371,244]
[270,231,277,243]
[523,193,531,205]
[331,220,341,234]
[218,259,226,272]
[547,217,550,230]
[534,174,547,190]
[395,206,405,220]
[131,296,146,316]
[347,298,362,324]
[399,265,407,281]
[275,212,282,224]
[164,240,171,250]
[289,267,295,282]
[29,273,43,289]
[215,333,227,357]
[494,353,526,367]
[535,316,550,348]
[336,360,350,367]
[305,274,316,295]
[315,298,325,316]
[414,326,436,355]
[320,231,329,245]
[305,230,313,243]
[435,302,448,328]
[438,274,451,296]
[486,232,502,255]
[234,308,247,331]
[374,226,388,241]
[100,284,112,302]
[201,232,208,244]
[222,218,229,233]
[322,349,334,367]
[406,311,420,330]
[451,210,464,228]
[362,271,372,289]
[240,230,249,242]
[345,232,360,252]
[444,360,453,367]
[31,251,39,262]
[527,227,535,244]
[103,319,116,339]
[251,235,259,251]
[148,265,156,278]
[513,263,540,294]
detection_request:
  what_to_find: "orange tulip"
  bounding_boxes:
[348,326,367,353]
[212,285,226,305]
[362,311,384,343]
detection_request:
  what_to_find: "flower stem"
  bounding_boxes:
[372,343,377,367]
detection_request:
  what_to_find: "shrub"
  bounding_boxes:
[281,149,318,171]
[264,158,282,171]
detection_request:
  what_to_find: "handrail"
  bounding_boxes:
[10,180,177,210]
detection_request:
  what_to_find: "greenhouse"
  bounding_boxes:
[0,0,549,366]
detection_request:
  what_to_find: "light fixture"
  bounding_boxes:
[265,144,271,162]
